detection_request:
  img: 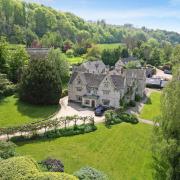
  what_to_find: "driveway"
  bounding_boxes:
[55,96,105,123]
[153,68,172,80]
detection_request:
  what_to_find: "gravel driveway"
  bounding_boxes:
[55,97,105,123]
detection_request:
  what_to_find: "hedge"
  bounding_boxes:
[10,124,97,143]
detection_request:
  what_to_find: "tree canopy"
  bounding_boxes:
[1,0,180,47]
[152,65,180,179]
[19,51,63,105]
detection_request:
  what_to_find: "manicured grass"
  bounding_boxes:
[139,92,161,121]
[67,56,84,64]
[96,43,124,52]
[0,96,58,127]
[16,123,153,180]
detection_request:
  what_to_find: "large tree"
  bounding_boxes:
[19,56,62,105]
[152,65,180,180]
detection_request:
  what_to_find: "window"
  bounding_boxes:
[102,99,110,106]
[77,77,81,84]
[104,81,109,88]
[76,96,82,102]
[85,100,90,105]
[76,87,82,91]
[103,90,110,95]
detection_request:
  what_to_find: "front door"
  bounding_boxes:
[91,100,95,108]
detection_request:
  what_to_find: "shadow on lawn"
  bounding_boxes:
[15,98,58,119]
[0,96,9,105]
[146,97,152,105]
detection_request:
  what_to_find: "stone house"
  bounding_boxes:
[68,60,146,108]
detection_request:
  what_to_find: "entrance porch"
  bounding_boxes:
[82,95,99,108]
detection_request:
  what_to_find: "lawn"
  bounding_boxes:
[0,95,58,127]
[67,56,84,64]
[16,123,153,180]
[139,92,161,121]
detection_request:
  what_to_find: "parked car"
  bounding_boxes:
[95,105,106,116]
[164,69,172,74]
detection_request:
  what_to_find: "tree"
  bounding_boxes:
[63,40,73,52]
[74,166,108,180]
[171,45,180,65]
[8,47,29,83]
[121,47,129,58]
[86,46,101,60]
[152,65,180,179]
[48,48,69,83]
[19,56,62,105]
[0,37,9,73]
[149,48,162,67]
[41,32,63,48]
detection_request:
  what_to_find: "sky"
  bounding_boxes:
[25,0,180,33]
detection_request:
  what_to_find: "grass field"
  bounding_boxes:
[67,56,84,64]
[139,92,161,121]
[96,43,124,52]
[0,96,58,127]
[16,123,153,180]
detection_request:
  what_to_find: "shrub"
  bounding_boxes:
[135,94,141,102]
[0,156,39,180]
[0,141,16,159]
[61,89,68,98]
[120,113,139,124]
[105,111,139,126]
[66,49,74,58]
[74,166,108,180]
[0,74,16,98]
[128,100,136,107]
[0,156,77,180]
[41,158,64,172]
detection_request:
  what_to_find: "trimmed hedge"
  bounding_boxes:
[10,124,97,143]
[105,110,138,126]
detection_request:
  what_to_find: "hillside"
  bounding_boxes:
[0,0,180,47]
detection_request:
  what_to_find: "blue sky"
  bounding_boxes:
[26,0,180,33]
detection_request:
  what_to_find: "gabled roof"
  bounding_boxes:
[81,60,105,71]
[84,73,106,87]
[121,56,138,64]
[69,72,78,84]
[110,75,126,90]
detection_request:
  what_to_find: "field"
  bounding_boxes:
[96,43,124,52]
[0,96,58,127]
[66,43,123,65]
[67,56,84,64]
[139,92,161,121]
[16,123,153,180]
